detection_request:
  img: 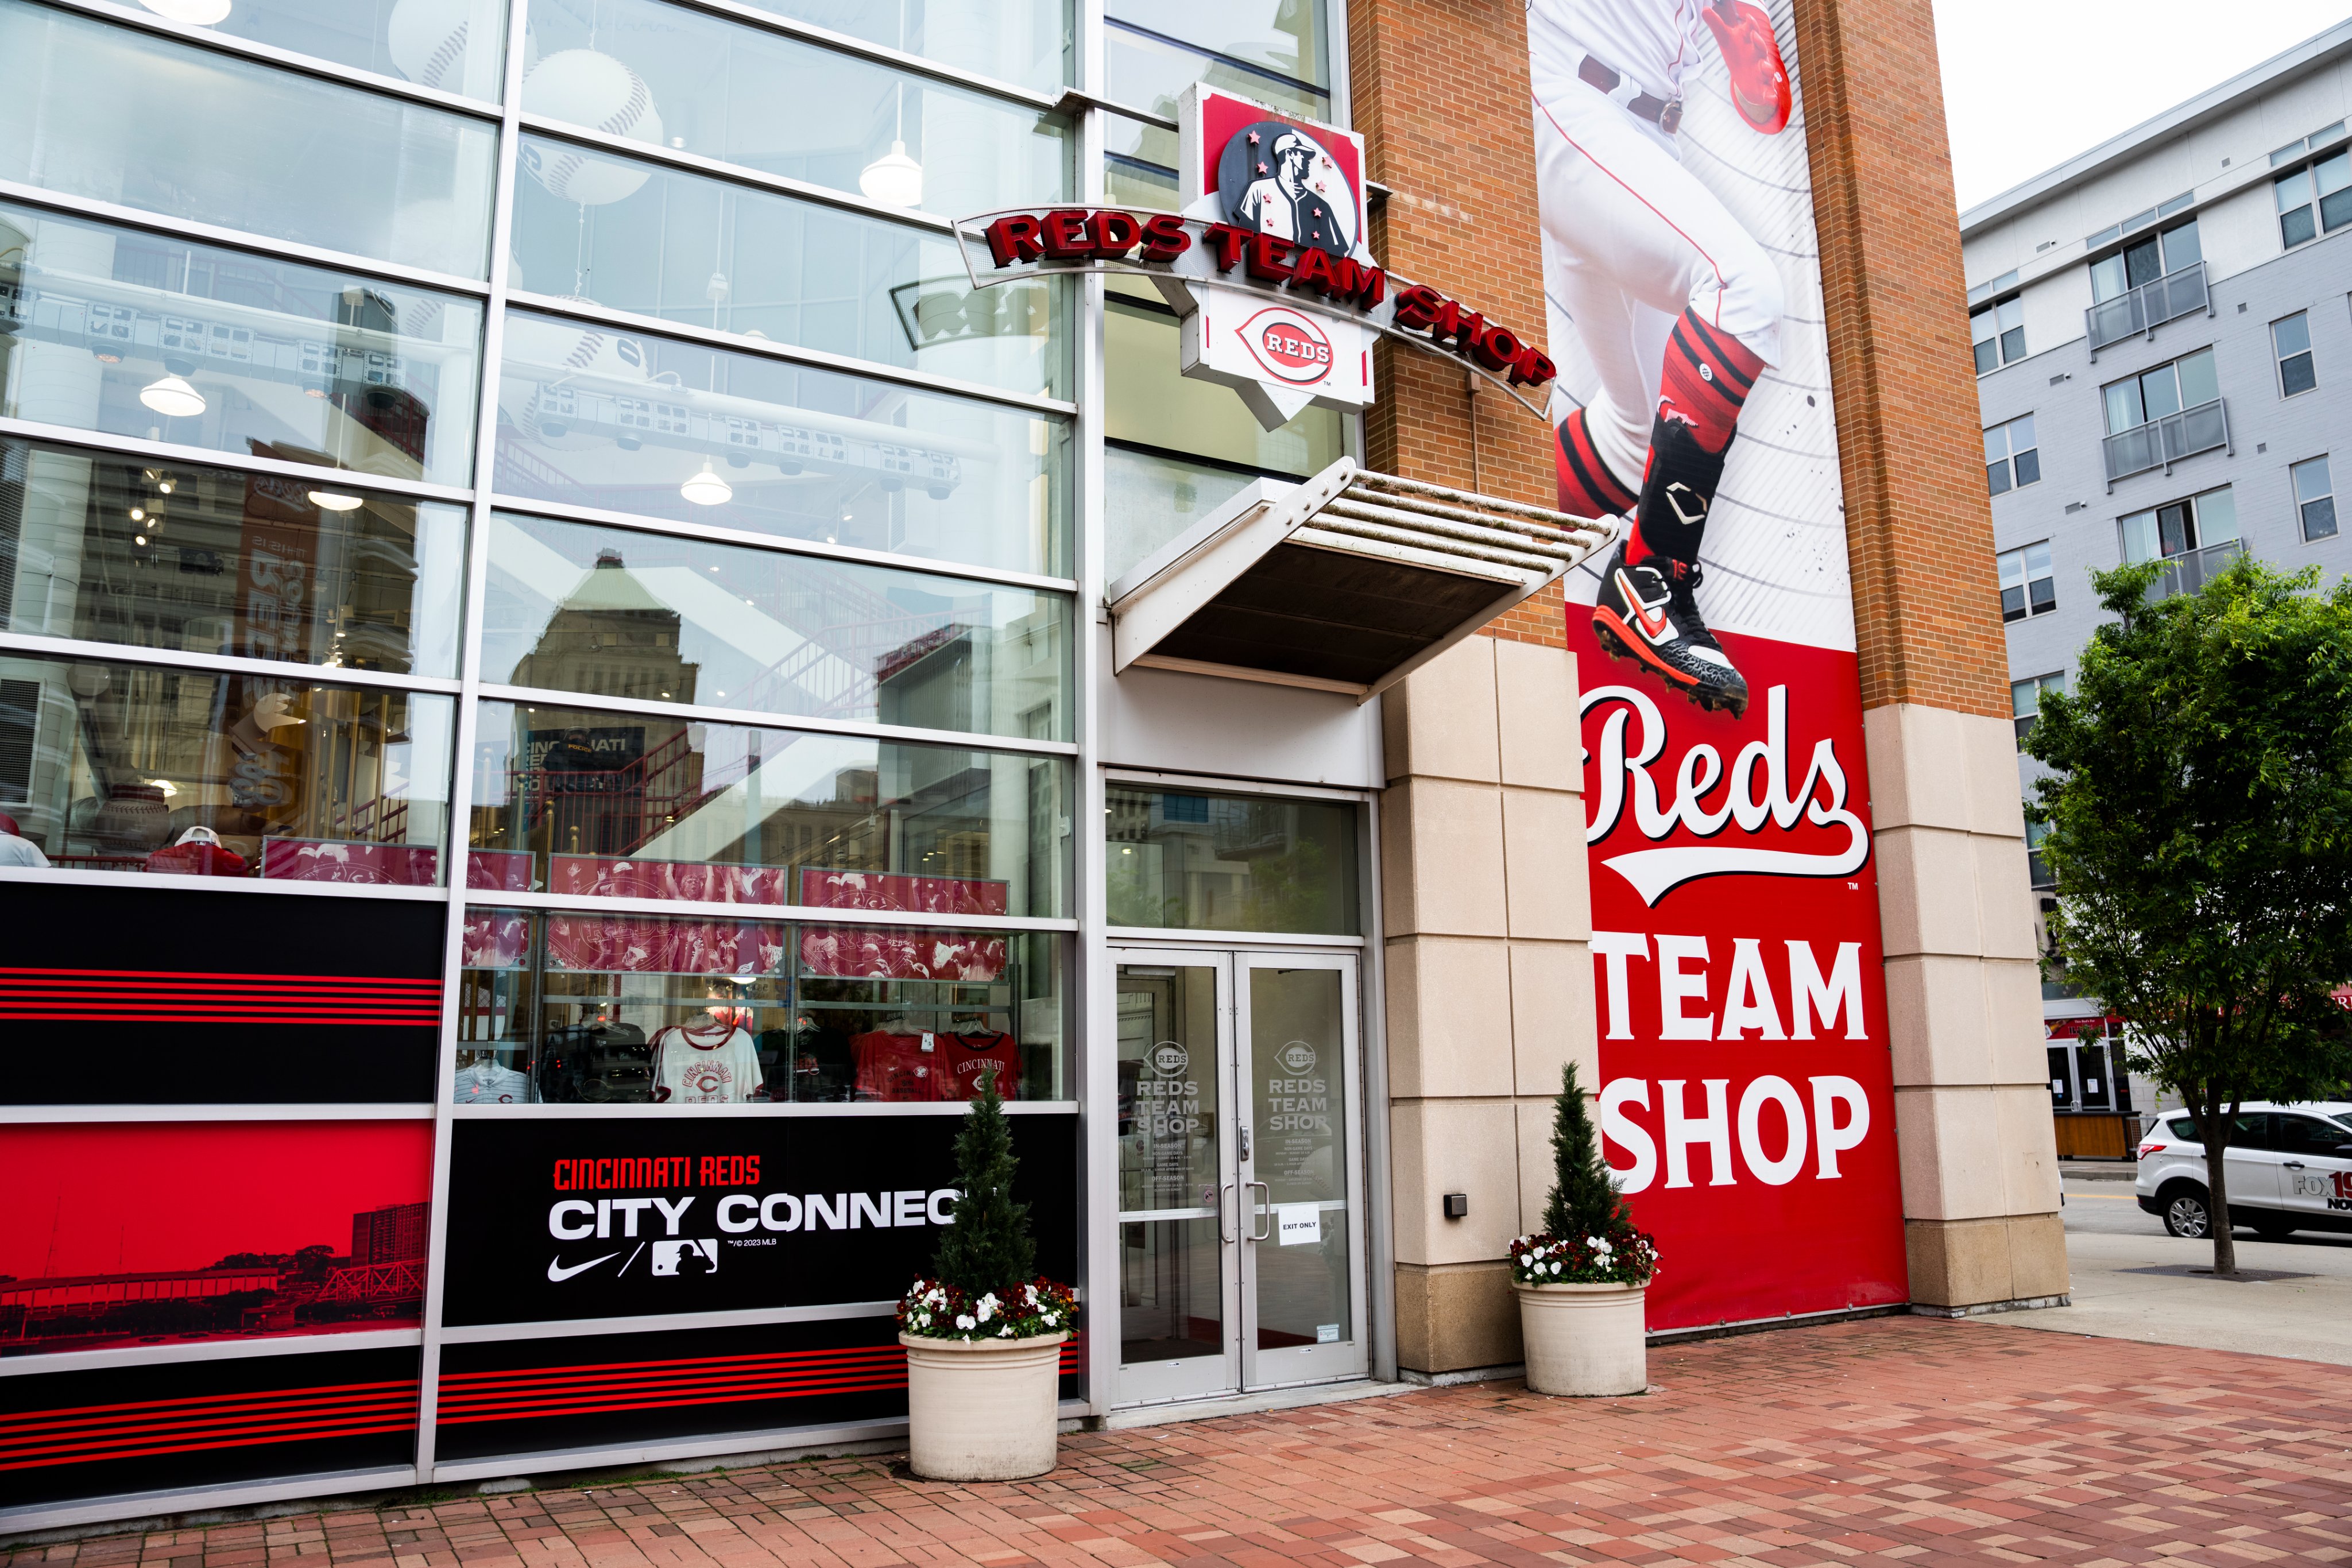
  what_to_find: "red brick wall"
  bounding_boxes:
[1793,0,2010,719]
[1351,0,1557,526]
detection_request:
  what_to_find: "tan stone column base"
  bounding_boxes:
[1904,1213,2070,1313]
[1395,1261,1518,1375]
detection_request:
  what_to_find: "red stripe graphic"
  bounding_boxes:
[0,968,439,1027]
[438,1338,1086,1428]
[0,1380,420,1474]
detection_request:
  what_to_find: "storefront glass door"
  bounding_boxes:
[1113,949,1365,1406]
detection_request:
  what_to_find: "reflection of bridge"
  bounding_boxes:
[320,1260,424,1301]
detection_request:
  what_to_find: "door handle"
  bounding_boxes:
[1245,1180,1272,1241]
[2285,1160,2307,1169]
[1217,1182,1236,1244]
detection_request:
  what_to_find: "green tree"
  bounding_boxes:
[2028,556,2352,1276]
[931,1068,1036,1293]
[1542,1061,1629,1238]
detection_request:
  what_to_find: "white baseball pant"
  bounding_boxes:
[1530,59,1785,490]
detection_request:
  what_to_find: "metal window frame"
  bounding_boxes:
[0,176,494,297]
[30,0,506,118]
[473,682,1080,758]
[0,416,478,507]
[481,494,1079,595]
[502,283,1077,415]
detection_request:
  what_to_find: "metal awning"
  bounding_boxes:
[1106,458,1615,700]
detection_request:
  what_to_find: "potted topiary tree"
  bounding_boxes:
[898,1069,1074,1480]
[1511,1060,1659,1396]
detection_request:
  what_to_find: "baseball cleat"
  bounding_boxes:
[1589,543,1750,718]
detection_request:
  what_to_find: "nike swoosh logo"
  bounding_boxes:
[1616,570,1672,640]
[547,1252,618,1283]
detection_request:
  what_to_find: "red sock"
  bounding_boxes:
[1553,405,1638,518]
[1655,308,1766,455]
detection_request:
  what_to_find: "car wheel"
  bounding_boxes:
[2163,1186,2211,1238]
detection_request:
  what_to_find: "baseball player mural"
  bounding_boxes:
[1530,3,1911,1333]
[1531,0,1794,718]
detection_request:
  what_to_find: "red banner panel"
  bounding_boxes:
[0,1122,434,1356]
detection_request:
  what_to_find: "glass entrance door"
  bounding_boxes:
[1113,950,1366,1407]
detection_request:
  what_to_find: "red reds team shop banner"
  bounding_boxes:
[1529,0,1910,1329]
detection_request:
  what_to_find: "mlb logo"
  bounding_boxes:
[652,1239,718,1276]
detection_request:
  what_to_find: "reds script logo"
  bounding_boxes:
[1583,683,1870,906]
[1236,306,1334,384]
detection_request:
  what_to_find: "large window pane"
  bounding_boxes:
[458,908,1065,1104]
[521,0,1068,217]
[734,0,1069,94]
[1105,295,1343,479]
[1107,0,1329,87]
[511,134,1067,398]
[2176,349,2219,409]
[0,201,483,486]
[1106,784,1358,934]
[1105,444,1262,584]
[0,2,498,277]
[483,512,1069,739]
[494,309,1066,576]
[0,436,465,677]
[0,655,452,880]
[144,0,508,101]
[1104,24,1328,174]
[469,700,1068,916]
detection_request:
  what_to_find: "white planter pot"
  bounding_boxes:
[900,1330,1066,1481]
[1514,1280,1647,1396]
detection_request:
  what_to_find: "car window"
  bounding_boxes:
[2280,1115,2351,1155]
[2167,1114,2200,1140]
[2235,1112,2274,1149]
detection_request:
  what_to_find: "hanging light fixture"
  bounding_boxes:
[307,490,365,512]
[680,459,734,506]
[139,0,231,22]
[858,0,923,208]
[860,138,923,207]
[138,373,207,419]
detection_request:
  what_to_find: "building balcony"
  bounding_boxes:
[2103,397,2230,488]
[2149,537,2246,600]
[2085,261,2210,359]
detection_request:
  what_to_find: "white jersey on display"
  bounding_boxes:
[1529,0,1710,103]
[453,1060,535,1104]
[652,1023,763,1104]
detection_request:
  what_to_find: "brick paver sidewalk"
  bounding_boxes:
[10,1318,2351,1568]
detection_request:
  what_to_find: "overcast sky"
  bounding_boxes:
[1935,2,2352,212]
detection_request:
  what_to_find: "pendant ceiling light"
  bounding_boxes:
[307,490,364,512]
[140,0,231,21]
[859,138,923,207]
[680,458,733,507]
[138,373,207,419]
[858,3,923,209]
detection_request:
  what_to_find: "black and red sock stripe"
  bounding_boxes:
[1658,308,1765,453]
[1553,405,1638,518]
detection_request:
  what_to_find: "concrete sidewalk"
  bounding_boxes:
[1980,1173,2352,1366]
[8,1318,2349,1568]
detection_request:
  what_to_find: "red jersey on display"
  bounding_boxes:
[850,1031,939,1102]
[935,1033,1020,1101]
[651,1023,763,1104]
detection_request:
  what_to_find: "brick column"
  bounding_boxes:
[1793,0,2066,1311]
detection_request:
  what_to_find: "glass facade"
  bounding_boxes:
[0,0,1379,1499]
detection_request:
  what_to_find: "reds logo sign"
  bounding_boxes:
[1239,307,1334,384]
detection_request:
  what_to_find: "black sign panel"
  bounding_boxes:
[442,1113,1079,1326]
[0,1346,420,1510]
[0,884,442,1104]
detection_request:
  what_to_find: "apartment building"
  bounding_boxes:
[1961,20,2352,1139]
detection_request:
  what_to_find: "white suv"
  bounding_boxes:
[2136,1101,2352,1239]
